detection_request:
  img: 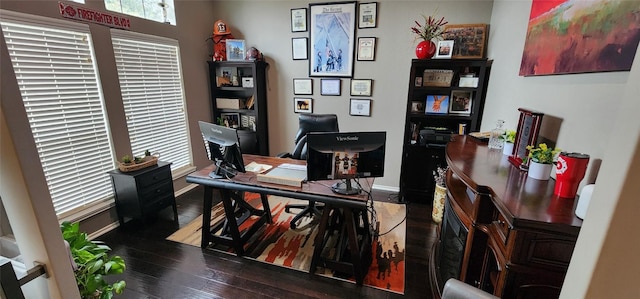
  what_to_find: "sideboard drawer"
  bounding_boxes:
[512,232,577,270]
[493,212,511,245]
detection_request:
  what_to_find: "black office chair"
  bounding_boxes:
[277,113,339,228]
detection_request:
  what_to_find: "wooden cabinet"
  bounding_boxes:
[108,161,178,225]
[208,60,269,156]
[400,59,492,203]
[428,136,582,298]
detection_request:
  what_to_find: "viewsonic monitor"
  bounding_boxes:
[198,121,245,179]
[306,131,386,195]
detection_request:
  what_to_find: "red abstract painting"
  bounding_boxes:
[520,0,640,76]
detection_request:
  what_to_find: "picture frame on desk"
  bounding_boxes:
[425,95,449,114]
[449,90,473,115]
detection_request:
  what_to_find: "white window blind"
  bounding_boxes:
[111,30,192,172]
[1,16,115,217]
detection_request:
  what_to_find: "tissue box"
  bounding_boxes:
[216,98,245,109]
[458,77,479,88]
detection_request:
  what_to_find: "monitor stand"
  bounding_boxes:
[209,160,237,179]
[332,179,361,195]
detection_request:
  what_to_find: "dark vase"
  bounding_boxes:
[415,40,436,59]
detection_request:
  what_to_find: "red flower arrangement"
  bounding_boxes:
[411,14,448,41]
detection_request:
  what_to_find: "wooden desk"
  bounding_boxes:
[429,136,582,298]
[186,154,372,284]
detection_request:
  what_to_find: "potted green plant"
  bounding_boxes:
[525,143,560,180]
[500,129,516,155]
[61,222,126,299]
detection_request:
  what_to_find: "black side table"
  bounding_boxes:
[108,161,178,225]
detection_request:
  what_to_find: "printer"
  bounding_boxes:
[419,127,452,146]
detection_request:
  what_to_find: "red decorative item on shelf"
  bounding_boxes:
[416,40,436,59]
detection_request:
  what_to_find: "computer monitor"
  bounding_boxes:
[198,121,246,179]
[306,131,386,195]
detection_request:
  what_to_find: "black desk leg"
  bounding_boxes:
[344,207,363,285]
[201,186,214,248]
[260,194,273,223]
[220,188,244,255]
[310,203,333,274]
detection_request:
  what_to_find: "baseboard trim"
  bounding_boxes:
[88,221,119,240]
[372,184,399,192]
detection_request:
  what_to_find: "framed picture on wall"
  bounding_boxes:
[292,37,308,60]
[350,79,372,96]
[350,98,371,116]
[356,37,376,61]
[320,78,341,96]
[358,2,377,28]
[291,8,307,32]
[293,78,313,95]
[309,2,356,77]
[294,98,313,113]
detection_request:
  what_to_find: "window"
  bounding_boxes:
[105,0,176,25]
[111,30,192,173]
[1,13,115,217]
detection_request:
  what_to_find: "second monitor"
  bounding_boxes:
[306,131,386,195]
[198,121,246,179]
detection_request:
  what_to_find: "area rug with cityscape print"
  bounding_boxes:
[167,193,406,294]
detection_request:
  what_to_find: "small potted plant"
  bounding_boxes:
[525,143,561,180]
[500,129,516,155]
[432,166,448,223]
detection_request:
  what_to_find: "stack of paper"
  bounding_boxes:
[256,163,307,187]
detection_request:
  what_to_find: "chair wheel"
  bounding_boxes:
[290,222,297,229]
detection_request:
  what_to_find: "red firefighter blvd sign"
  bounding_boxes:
[59,2,130,30]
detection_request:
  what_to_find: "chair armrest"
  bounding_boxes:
[275,152,292,159]
[442,279,499,299]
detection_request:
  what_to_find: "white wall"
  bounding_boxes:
[211,0,494,189]
[485,0,631,185]
[488,1,640,298]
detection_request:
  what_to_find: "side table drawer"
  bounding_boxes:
[137,168,172,189]
[143,193,175,214]
[138,181,174,204]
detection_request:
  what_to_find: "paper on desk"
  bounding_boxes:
[245,161,273,173]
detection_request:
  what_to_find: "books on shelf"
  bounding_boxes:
[256,163,307,187]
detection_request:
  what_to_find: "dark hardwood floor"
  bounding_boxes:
[99,186,438,299]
